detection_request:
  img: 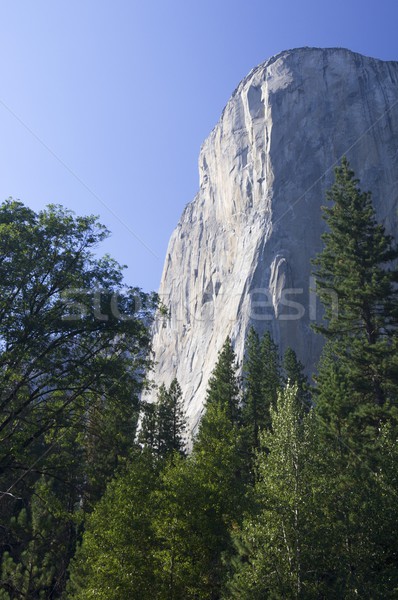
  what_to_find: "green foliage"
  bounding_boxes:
[226,386,316,599]
[304,340,398,593]
[308,160,398,595]
[68,373,186,598]
[151,338,250,598]
[227,161,398,598]
[4,159,398,598]
[152,419,248,599]
[151,454,195,599]
[158,379,186,456]
[259,331,281,411]
[0,199,155,478]
[67,451,159,600]
[283,347,311,413]
[0,200,156,598]
[312,157,398,405]
[75,339,249,599]
[138,400,158,452]
[139,378,187,458]
[242,328,281,459]
[1,476,78,599]
[205,337,241,425]
[241,328,263,451]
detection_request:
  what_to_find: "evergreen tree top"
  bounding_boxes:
[205,337,240,425]
[312,157,398,340]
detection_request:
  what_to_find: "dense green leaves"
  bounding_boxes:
[307,159,398,595]
[0,200,156,598]
[3,159,398,598]
[172,338,249,597]
[69,339,250,599]
[67,451,159,600]
[226,386,317,599]
[0,200,155,480]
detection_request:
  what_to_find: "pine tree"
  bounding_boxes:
[0,200,157,598]
[138,399,158,452]
[259,331,281,428]
[152,419,248,600]
[193,336,249,545]
[312,157,398,406]
[139,379,186,458]
[241,328,263,451]
[283,347,311,413]
[1,476,78,599]
[242,328,281,451]
[157,378,187,457]
[308,369,398,597]
[151,454,194,600]
[72,340,248,599]
[205,337,241,425]
[149,339,249,599]
[308,158,398,595]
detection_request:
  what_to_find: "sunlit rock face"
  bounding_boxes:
[150,47,398,433]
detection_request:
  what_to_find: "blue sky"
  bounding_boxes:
[1,1,398,291]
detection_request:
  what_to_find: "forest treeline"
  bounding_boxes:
[1,158,398,598]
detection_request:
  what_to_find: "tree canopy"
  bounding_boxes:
[0,199,157,598]
[3,159,398,598]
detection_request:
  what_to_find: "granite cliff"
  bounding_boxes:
[150,47,398,432]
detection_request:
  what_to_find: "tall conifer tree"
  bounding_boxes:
[309,159,398,594]
[139,379,186,458]
[283,347,311,413]
[205,337,241,425]
[312,157,398,407]
[242,327,263,451]
[153,338,248,599]
[242,328,281,452]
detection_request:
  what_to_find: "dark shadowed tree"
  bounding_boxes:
[283,347,311,414]
[242,329,281,460]
[0,199,157,598]
[139,378,186,458]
